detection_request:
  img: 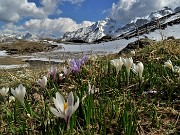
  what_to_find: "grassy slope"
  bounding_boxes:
[0,39,179,134]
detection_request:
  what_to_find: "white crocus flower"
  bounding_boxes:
[164,60,174,71]
[174,66,180,80]
[0,87,9,96]
[37,76,47,88]
[122,57,133,83]
[88,81,99,95]
[130,50,135,56]
[123,57,133,74]
[50,92,79,123]
[11,84,26,103]
[173,66,180,74]
[9,96,15,103]
[132,62,144,80]
[110,57,124,74]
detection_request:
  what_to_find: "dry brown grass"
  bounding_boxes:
[0,40,55,54]
[0,57,25,65]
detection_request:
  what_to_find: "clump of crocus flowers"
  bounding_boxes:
[110,57,144,85]
[69,55,88,73]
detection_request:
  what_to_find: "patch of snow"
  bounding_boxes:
[0,64,29,69]
[55,38,137,54]
[142,24,180,40]
[24,57,64,63]
[0,51,7,56]
[162,13,180,24]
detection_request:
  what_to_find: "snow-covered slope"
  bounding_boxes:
[62,6,180,43]
[113,7,173,37]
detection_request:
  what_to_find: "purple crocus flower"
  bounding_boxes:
[63,66,72,76]
[69,55,88,73]
[49,66,58,79]
[80,55,88,65]
[70,58,82,73]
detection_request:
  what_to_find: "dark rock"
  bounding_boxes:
[69,39,87,43]
[167,36,175,40]
[7,49,18,54]
[118,38,152,55]
[174,6,180,13]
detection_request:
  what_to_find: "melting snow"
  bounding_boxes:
[0,51,7,56]
[0,64,29,69]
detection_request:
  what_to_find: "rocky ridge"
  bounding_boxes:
[62,6,180,43]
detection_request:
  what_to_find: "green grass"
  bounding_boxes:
[0,39,179,134]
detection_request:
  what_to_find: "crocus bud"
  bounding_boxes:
[0,87,9,97]
[37,76,47,88]
[164,60,174,71]
[130,50,135,56]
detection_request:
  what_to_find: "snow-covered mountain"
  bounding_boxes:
[0,32,39,42]
[62,6,180,43]
[63,18,118,43]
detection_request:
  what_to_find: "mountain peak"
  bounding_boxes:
[148,6,173,20]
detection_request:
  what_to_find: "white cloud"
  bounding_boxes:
[110,0,180,23]
[1,23,24,34]
[23,18,94,37]
[0,0,58,22]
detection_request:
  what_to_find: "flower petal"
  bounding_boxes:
[65,106,73,122]
[50,107,64,118]
[68,92,74,106]
[55,92,65,112]
[43,76,47,87]
[73,97,79,113]
[11,88,16,98]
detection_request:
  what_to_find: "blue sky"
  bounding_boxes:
[24,0,117,23]
[58,0,118,23]
[0,0,179,37]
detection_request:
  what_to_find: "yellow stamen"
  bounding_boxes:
[64,102,68,111]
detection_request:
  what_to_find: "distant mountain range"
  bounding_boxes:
[62,6,180,43]
[0,32,38,42]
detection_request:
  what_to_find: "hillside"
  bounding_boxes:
[0,38,179,134]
